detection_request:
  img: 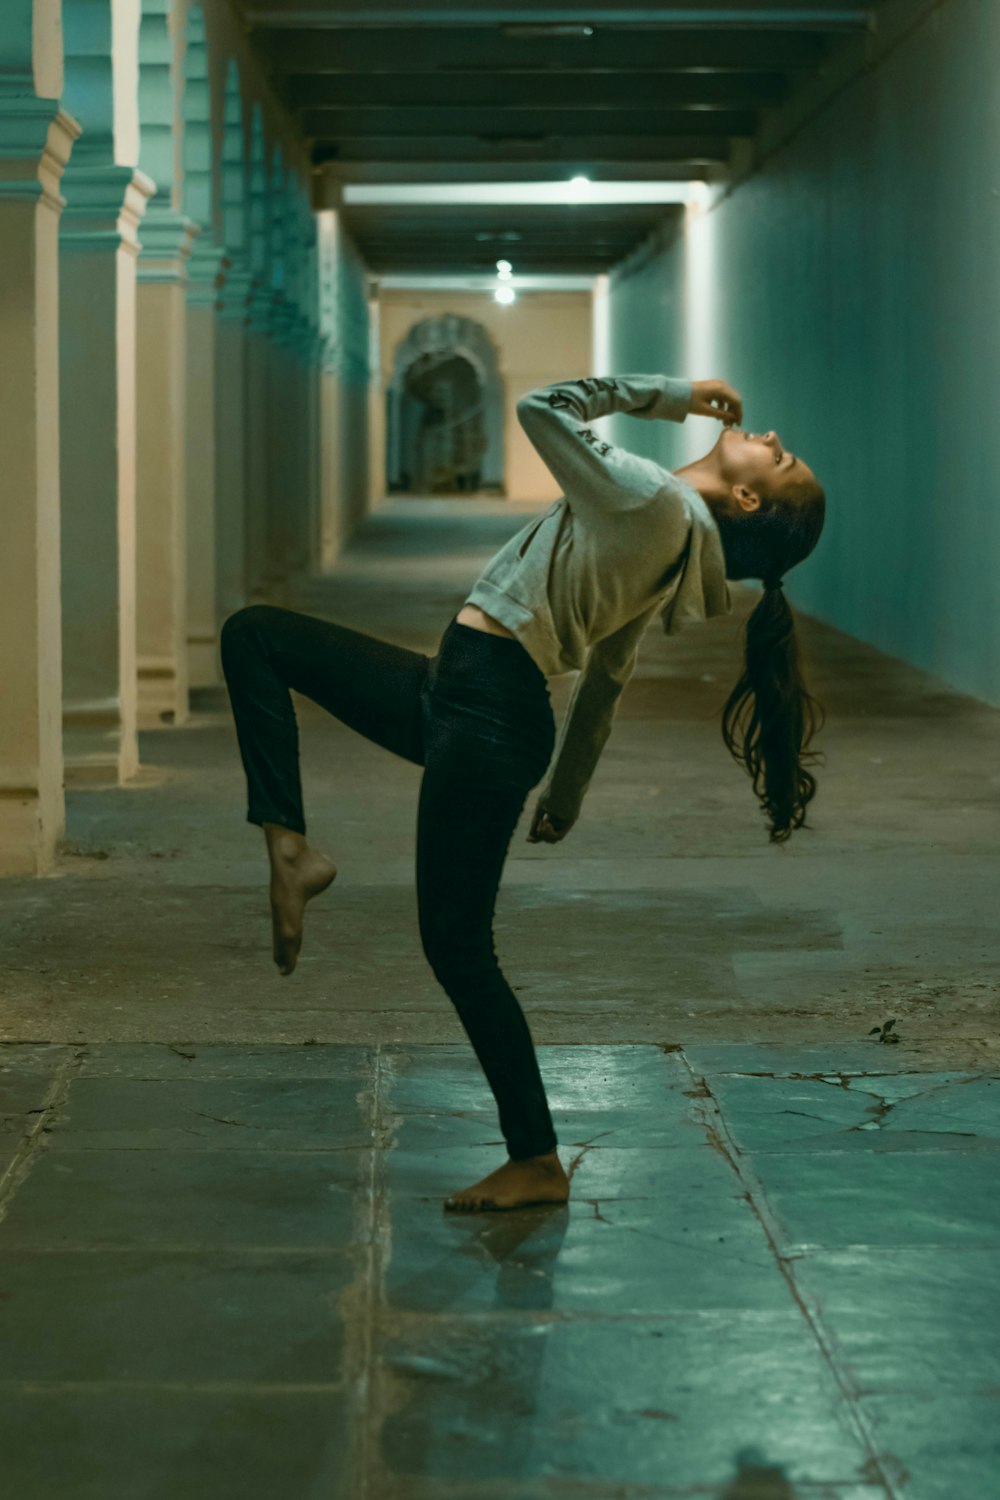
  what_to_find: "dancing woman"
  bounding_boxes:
[220,373,826,1212]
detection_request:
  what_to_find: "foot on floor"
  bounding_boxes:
[445,1149,570,1212]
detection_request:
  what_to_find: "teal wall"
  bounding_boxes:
[607,0,1000,704]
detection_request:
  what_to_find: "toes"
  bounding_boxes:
[444,1194,497,1213]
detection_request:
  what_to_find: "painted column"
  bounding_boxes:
[184,237,226,688]
[367,283,386,516]
[0,39,80,871]
[214,258,253,623]
[59,167,154,784]
[300,211,323,577]
[58,0,148,785]
[263,193,300,598]
[244,270,276,600]
[316,207,349,571]
[285,256,314,582]
[135,206,199,726]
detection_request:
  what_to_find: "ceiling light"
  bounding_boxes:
[494,285,516,305]
[345,184,690,207]
[502,23,595,38]
[568,175,591,202]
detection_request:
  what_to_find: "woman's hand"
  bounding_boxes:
[527,804,573,844]
[690,379,743,428]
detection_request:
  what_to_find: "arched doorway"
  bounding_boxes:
[387,314,503,496]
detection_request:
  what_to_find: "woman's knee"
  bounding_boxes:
[220,605,277,668]
[420,919,495,992]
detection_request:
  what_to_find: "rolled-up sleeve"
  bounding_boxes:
[517,374,692,521]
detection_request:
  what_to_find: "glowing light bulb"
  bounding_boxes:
[496,259,513,275]
[494,285,516,305]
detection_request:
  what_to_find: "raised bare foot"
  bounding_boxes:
[263,823,337,976]
[444,1149,570,1212]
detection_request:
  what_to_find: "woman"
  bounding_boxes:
[220,373,826,1213]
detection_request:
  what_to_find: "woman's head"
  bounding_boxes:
[677,425,827,842]
[708,427,826,582]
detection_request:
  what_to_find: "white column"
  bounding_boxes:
[60,165,153,784]
[184,238,226,688]
[244,274,275,600]
[214,259,253,624]
[135,206,198,726]
[262,287,299,597]
[367,286,386,517]
[317,209,344,569]
[0,97,80,874]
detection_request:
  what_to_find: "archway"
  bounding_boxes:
[387,314,504,496]
[400,350,485,494]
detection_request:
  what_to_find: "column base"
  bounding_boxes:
[63,699,138,786]
[137,659,189,729]
[187,633,220,690]
[0,794,59,878]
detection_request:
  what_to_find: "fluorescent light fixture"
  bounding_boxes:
[502,23,595,37]
[377,274,595,292]
[494,285,516,305]
[344,182,694,207]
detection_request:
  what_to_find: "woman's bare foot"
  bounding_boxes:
[263,824,337,976]
[444,1149,570,1212]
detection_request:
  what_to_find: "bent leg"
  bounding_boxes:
[220,604,428,833]
[416,766,559,1165]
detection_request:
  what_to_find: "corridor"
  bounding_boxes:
[3,0,999,1494]
[2,501,998,1497]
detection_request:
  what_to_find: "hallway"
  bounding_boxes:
[3,0,999,1492]
[1,501,998,1497]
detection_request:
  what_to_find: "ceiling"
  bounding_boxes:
[242,2,875,276]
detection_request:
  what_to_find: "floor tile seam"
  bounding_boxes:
[360,1308,828,1329]
[362,1483,884,1499]
[0,1244,356,1258]
[723,1144,1000,1157]
[677,1049,900,1500]
[44,1144,374,1154]
[0,1379,349,1395]
[0,1049,86,1229]
[697,1069,990,1079]
[340,1042,391,1500]
[70,1071,377,1082]
[781,1237,1000,1253]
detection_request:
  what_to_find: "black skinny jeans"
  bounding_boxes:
[220,605,559,1161]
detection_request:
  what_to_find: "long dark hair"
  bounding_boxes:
[716,478,827,842]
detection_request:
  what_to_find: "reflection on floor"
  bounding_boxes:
[1,500,998,1496]
[1,1040,996,1497]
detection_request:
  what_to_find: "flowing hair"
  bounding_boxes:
[716,477,827,842]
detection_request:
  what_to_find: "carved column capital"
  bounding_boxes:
[136,204,201,284]
[59,165,156,255]
[0,99,81,214]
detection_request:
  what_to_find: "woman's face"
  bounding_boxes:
[715,426,818,506]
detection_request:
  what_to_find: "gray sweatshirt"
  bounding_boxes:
[463,373,732,825]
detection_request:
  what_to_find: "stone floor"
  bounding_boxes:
[1,498,998,1498]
